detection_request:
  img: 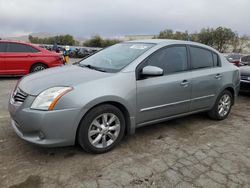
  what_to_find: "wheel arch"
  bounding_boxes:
[29,62,48,73]
[75,100,135,145]
[224,87,235,105]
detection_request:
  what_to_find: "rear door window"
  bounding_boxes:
[6,43,39,53]
[26,45,40,53]
[190,46,213,69]
[0,43,7,52]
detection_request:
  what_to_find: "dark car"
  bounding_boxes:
[239,64,250,92]
[240,55,250,66]
[78,48,91,58]
[0,41,64,75]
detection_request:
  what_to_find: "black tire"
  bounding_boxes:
[30,63,47,73]
[208,90,233,120]
[77,104,125,154]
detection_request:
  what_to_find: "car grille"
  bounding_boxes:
[13,88,28,103]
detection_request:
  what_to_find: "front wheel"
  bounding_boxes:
[208,90,233,120]
[77,104,125,154]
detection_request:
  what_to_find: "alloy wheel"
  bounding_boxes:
[217,93,231,117]
[33,65,45,72]
[88,113,121,149]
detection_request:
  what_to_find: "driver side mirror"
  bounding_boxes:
[141,66,164,77]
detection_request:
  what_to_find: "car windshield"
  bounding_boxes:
[79,43,154,72]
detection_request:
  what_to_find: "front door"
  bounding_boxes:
[136,45,192,125]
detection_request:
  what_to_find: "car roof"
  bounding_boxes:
[0,40,47,51]
[0,40,37,46]
[126,39,219,53]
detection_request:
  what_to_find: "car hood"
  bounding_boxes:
[18,65,113,95]
[240,66,250,75]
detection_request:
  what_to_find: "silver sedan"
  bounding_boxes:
[9,39,240,153]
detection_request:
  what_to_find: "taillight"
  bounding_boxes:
[56,55,64,63]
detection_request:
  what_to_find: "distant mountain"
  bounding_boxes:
[3,32,57,42]
[2,32,87,43]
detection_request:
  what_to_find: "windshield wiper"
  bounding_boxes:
[79,64,107,72]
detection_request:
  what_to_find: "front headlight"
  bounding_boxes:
[31,87,73,110]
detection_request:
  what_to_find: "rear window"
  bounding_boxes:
[0,42,6,52]
[7,43,40,53]
[190,46,213,69]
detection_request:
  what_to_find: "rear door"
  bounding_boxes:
[0,42,7,74]
[136,45,192,125]
[189,45,223,111]
[4,43,37,74]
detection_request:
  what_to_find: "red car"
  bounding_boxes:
[0,40,65,75]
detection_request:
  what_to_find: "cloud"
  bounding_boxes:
[0,0,249,37]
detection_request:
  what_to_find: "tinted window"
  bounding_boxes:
[190,47,213,69]
[146,46,188,74]
[7,43,39,53]
[26,45,40,53]
[0,43,6,52]
[246,56,250,62]
[241,56,247,62]
[212,53,220,66]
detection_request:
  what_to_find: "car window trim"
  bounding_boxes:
[136,44,191,80]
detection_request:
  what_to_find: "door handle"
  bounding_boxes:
[215,74,222,79]
[180,80,189,87]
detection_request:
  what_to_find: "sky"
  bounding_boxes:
[0,0,249,38]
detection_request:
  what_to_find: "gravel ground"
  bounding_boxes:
[0,77,250,188]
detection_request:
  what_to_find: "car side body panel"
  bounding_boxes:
[0,41,64,75]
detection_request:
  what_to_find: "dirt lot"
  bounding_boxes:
[0,78,250,188]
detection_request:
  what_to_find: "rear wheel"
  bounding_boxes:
[208,90,233,120]
[30,63,47,73]
[77,104,125,154]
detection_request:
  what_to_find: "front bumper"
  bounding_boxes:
[240,80,250,92]
[8,95,81,147]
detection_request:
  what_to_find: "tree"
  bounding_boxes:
[195,28,215,46]
[155,27,240,52]
[83,35,121,48]
[29,35,76,45]
[212,27,236,52]
[157,29,174,39]
[156,29,189,40]
[232,35,249,53]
